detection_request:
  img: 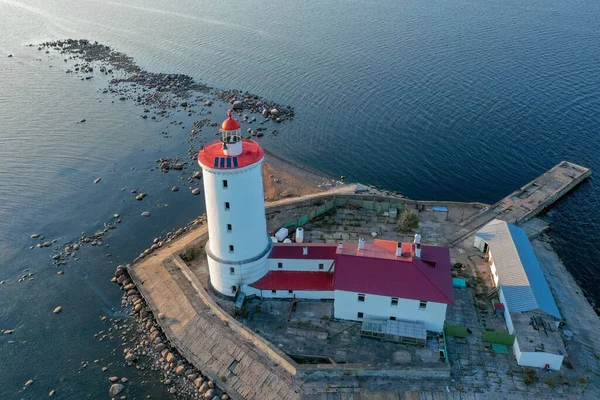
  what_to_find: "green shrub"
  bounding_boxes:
[523,368,538,385]
[397,210,419,233]
[545,375,556,388]
[180,243,204,262]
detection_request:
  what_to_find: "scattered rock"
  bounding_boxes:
[49,389,56,397]
[121,377,128,383]
[109,376,119,383]
[30,234,39,239]
[171,186,179,192]
[53,306,62,314]
[191,188,201,195]
[141,211,150,217]
[24,379,34,387]
[109,383,125,397]
[57,271,64,275]
[94,178,101,184]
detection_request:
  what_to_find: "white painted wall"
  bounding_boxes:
[200,150,271,297]
[474,235,485,252]
[499,288,515,334]
[489,251,499,287]
[513,338,564,370]
[333,290,447,332]
[268,258,334,272]
[259,290,334,300]
[201,160,269,262]
[208,253,269,296]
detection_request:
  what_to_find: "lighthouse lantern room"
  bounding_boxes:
[197,110,271,296]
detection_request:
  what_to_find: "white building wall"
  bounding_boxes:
[513,338,563,370]
[201,161,269,261]
[499,288,515,334]
[208,254,269,296]
[201,158,270,296]
[268,258,334,272]
[474,235,485,252]
[259,290,334,300]
[333,290,447,332]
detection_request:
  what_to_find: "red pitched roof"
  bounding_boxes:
[250,271,334,291]
[334,239,453,304]
[269,243,337,260]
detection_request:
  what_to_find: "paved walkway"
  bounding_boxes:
[129,225,301,400]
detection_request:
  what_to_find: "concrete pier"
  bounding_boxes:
[450,161,591,245]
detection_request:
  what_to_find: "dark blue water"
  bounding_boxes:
[1,0,599,398]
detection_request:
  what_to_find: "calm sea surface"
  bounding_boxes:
[1,0,599,398]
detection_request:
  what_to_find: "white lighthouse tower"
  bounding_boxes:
[198,110,271,297]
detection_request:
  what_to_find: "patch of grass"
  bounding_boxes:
[180,243,204,262]
[545,375,556,388]
[523,368,538,385]
[558,373,570,386]
[578,376,590,385]
[397,210,419,233]
[220,375,227,383]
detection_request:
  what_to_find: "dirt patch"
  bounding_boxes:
[262,151,342,201]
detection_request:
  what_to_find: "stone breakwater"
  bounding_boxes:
[112,265,228,399]
[36,39,294,123]
[111,216,230,400]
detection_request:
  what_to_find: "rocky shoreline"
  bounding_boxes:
[36,39,294,124]
[108,214,229,399]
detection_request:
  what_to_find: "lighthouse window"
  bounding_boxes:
[225,202,230,210]
[230,267,235,275]
[358,293,365,302]
[357,312,364,319]
[419,301,428,310]
[229,245,234,252]
[391,297,399,306]
[227,224,232,232]
[231,285,237,293]
[318,263,324,270]
[223,180,228,188]
[277,262,283,269]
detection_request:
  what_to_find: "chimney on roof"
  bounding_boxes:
[395,242,402,257]
[338,243,343,250]
[414,234,421,258]
[302,247,308,256]
[358,238,365,250]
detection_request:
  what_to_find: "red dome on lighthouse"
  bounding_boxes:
[221,110,241,131]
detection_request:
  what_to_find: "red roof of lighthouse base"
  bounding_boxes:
[198,139,264,170]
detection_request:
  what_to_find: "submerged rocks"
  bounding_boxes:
[53,306,62,314]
